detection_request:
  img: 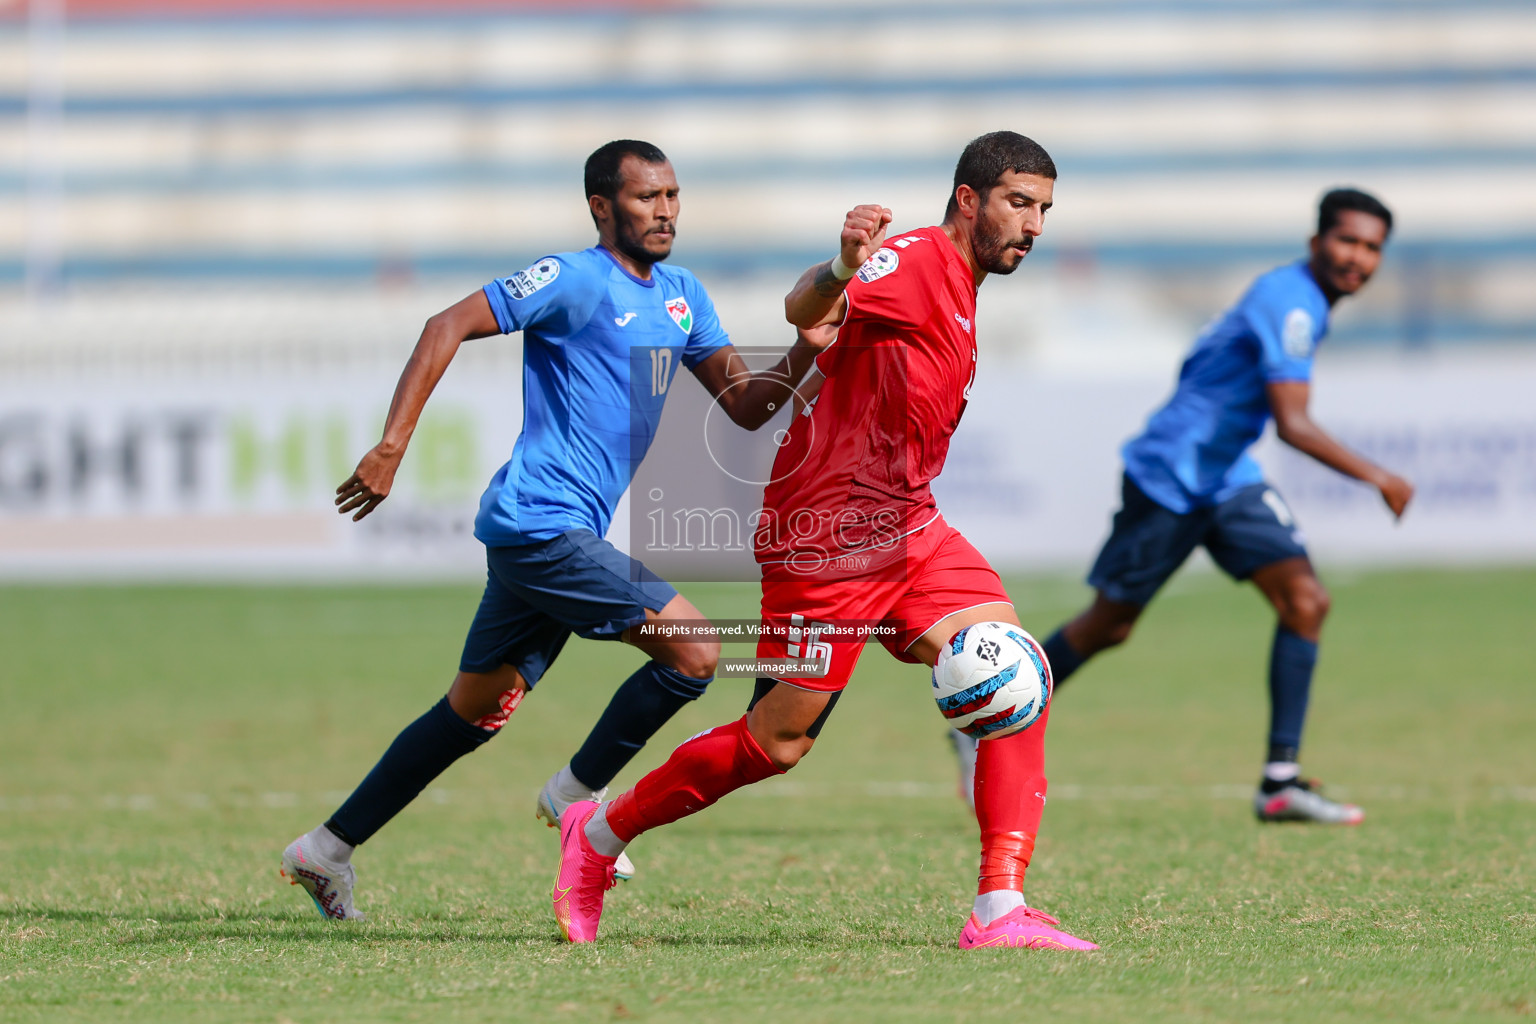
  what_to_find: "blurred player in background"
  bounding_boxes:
[551,131,1098,951]
[281,140,830,919]
[952,188,1410,825]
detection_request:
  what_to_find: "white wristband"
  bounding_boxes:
[830,253,859,280]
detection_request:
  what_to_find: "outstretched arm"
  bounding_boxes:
[336,290,502,520]
[690,325,837,431]
[1266,379,1414,519]
[784,203,893,329]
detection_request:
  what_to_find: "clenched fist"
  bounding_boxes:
[839,204,894,273]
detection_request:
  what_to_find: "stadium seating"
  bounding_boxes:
[1,0,1533,354]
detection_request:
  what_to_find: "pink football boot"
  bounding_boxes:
[552,800,617,943]
[958,906,1098,950]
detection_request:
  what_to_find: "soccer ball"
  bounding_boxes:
[932,622,1052,740]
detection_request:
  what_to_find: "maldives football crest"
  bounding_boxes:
[665,297,693,333]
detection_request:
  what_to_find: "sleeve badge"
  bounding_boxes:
[504,258,560,300]
[1281,308,1314,359]
[855,248,900,283]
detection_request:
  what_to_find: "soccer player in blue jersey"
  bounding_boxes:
[281,140,829,919]
[952,188,1413,825]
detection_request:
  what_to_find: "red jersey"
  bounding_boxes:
[755,225,979,575]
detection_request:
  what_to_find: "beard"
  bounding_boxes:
[973,213,1032,275]
[1320,253,1369,295]
[614,219,674,267]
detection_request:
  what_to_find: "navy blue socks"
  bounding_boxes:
[568,660,711,790]
[325,696,492,846]
[322,661,712,845]
[1263,625,1318,787]
[1041,627,1088,688]
[1038,617,1317,794]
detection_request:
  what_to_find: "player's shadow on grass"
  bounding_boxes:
[668,824,939,840]
[624,931,940,949]
[0,906,551,944]
[1,907,941,948]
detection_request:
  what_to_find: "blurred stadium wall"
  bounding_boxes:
[2,0,1534,578]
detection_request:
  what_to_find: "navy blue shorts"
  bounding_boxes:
[458,529,678,686]
[1087,474,1309,607]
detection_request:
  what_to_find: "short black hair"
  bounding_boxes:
[585,139,669,214]
[946,131,1057,218]
[1318,188,1392,237]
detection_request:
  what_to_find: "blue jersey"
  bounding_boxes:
[475,246,730,546]
[1122,260,1330,513]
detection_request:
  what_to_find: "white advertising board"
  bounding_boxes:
[0,369,522,579]
[934,350,1536,570]
[2,351,1533,580]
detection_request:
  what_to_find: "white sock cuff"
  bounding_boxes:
[1264,761,1301,782]
[583,804,628,859]
[550,764,596,806]
[312,824,354,863]
[972,889,1026,927]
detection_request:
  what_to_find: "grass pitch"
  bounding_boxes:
[2,567,1534,1022]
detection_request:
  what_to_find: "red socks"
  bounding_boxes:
[598,704,1047,897]
[604,715,783,844]
[973,704,1051,893]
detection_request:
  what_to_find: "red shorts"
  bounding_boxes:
[754,516,1012,692]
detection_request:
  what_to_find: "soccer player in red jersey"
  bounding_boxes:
[551,132,1097,951]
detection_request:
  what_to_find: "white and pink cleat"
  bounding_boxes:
[958,906,1098,951]
[1254,779,1364,824]
[280,832,365,921]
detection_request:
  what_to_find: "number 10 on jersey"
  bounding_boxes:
[649,348,672,397]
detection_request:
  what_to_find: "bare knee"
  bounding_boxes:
[1069,601,1141,655]
[1281,579,1331,636]
[684,639,721,680]
[760,733,815,772]
[448,667,526,729]
[658,639,719,681]
[632,594,720,680]
[746,705,818,771]
[1096,617,1136,650]
[746,682,829,771]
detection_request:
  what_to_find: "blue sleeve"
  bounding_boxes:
[1244,281,1319,383]
[679,274,731,369]
[481,254,598,338]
